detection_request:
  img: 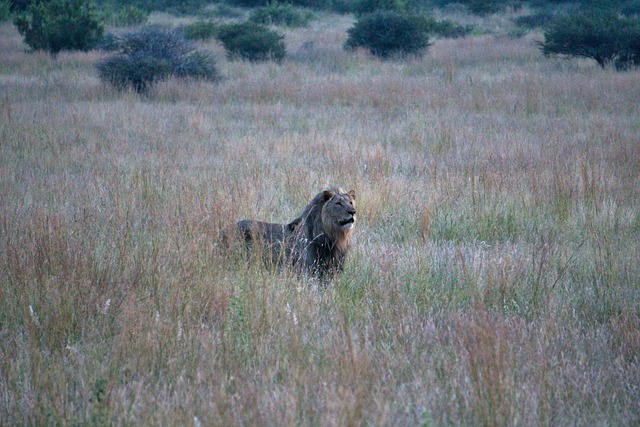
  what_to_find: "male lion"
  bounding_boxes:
[234,187,357,278]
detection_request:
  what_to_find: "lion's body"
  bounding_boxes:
[236,219,303,268]
[234,188,357,278]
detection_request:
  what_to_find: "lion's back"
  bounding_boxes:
[235,220,300,268]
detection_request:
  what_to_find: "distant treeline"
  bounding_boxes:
[9,0,640,16]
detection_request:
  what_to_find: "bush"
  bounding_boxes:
[514,12,554,30]
[111,0,210,14]
[615,33,640,70]
[354,0,408,15]
[0,0,11,22]
[109,6,149,27]
[8,0,32,12]
[225,0,267,7]
[539,9,640,69]
[95,29,219,93]
[224,0,339,10]
[423,17,474,38]
[344,10,431,58]
[621,0,640,16]
[464,0,508,15]
[206,3,245,19]
[249,2,315,28]
[431,0,516,15]
[13,0,104,55]
[97,32,122,52]
[180,21,218,41]
[216,22,286,62]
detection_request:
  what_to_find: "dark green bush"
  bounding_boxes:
[430,0,517,15]
[539,9,640,69]
[224,0,267,6]
[621,0,640,16]
[207,3,245,18]
[344,10,431,58]
[14,0,104,55]
[615,31,640,70]
[223,0,319,8]
[96,29,219,93]
[0,0,11,22]
[514,12,554,29]
[249,2,315,28]
[216,22,286,61]
[180,21,218,41]
[423,16,474,38]
[354,0,407,15]
[465,0,509,15]
[8,0,32,12]
[106,0,209,14]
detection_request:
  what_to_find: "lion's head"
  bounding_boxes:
[320,189,357,242]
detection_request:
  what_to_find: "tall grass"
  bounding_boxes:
[1,12,639,425]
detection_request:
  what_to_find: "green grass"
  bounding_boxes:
[1,10,639,426]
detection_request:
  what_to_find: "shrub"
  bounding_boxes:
[225,0,267,7]
[344,10,431,58]
[0,0,11,23]
[249,2,315,28]
[423,17,474,38]
[539,9,640,69]
[0,0,11,22]
[615,33,640,70]
[13,0,104,56]
[180,21,218,41]
[207,3,245,19]
[120,0,210,14]
[216,22,286,62]
[464,0,508,15]
[514,12,555,30]
[8,0,32,12]
[431,0,515,15]
[95,29,219,93]
[621,1,640,16]
[225,0,337,10]
[110,6,149,27]
[97,32,122,52]
[354,0,408,15]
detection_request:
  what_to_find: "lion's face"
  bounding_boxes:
[321,190,357,232]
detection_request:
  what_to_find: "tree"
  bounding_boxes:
[539,9,640,69]
[344,10,431,58]
[14,0,104,56]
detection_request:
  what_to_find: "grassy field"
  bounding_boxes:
[1,9,639,426]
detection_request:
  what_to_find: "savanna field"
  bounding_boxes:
[1,6,639,426]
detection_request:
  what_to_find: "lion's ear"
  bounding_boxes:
[321,190,335,201]
[347,190,356,201]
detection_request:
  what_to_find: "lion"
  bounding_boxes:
[233,187,357,278]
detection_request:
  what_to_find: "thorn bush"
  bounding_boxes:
[95,29,219,94]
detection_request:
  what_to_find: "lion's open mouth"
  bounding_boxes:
[340,217,355,228]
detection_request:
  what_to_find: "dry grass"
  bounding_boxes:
[1,10,639,425]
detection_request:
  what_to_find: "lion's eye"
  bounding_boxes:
[337,201,343,206]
